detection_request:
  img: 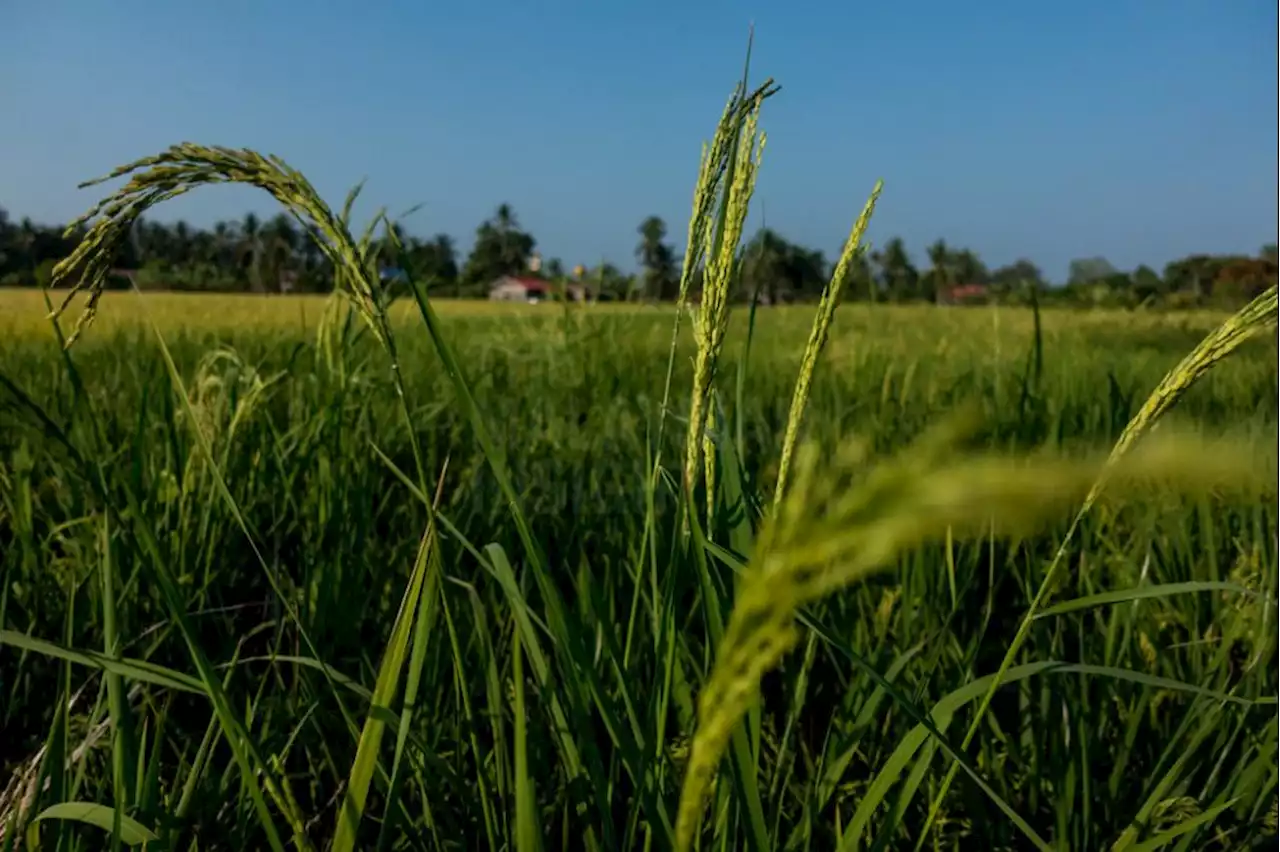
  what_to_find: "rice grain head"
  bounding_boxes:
[683,99,766,499]
[50,144,387,349]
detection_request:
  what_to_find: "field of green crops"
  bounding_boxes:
[2,284,1277,851]
[0,75,1277,852]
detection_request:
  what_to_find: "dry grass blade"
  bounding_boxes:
[49,143,383,347]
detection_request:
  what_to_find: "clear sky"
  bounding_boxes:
[3,1,1276,281]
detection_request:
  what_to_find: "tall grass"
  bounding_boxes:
[1,60,1277,852]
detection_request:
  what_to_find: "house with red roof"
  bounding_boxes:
[937,283,989,305]
[488,275,586,303]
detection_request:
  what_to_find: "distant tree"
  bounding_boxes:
[989,258,1047,295]
[461,204,537,292]
[923,243,989,303]
[224,213,300,292]
[235,213,266,291]
[636,216,678,300]
[1130,264,1165,303]
[1067,256,1116,286]
[0,197,1269,308]
[0,215,82,286]
[211,221,237,268]
[172,220,194,267]
[1211,257,1277,307]
[266,213,302,289]
[407,233,459,294]
[923,239,952,302]
[838,250,876,301]
[491,204,534,271]
[785,242,828,301]
[134,219,173,269]
[740,228,788,303]
[871,237,918,302]
[1163,255,1219,300]
[955,249,988,283]
[739,228,827,303]
[1100,271,1136,303]
[590,262,633,301]
[294,221,329,291]
[0,207,13,277]
[376,220,406,264]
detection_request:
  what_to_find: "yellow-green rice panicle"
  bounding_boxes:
[657,83,775,480]
[49,143,386,349]
[774,179,884,509]
[683,107,765,497]
[676,90,738,308]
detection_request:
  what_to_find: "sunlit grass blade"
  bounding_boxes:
[332,496,443,852]
[97,514,132,851]
[0,631,206,694]
[1125,799,1239,852]
[23,802,157,849]
[1034,580,1254,619]
[374,464,448,851]
[512,619,542,852]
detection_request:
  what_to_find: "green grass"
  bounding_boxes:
[1,72,1278,851]
[3,298,1276,850]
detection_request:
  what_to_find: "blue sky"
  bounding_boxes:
[3,1,1276,281]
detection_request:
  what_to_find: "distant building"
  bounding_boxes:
[937,283,989,305]
[488,275,586,303]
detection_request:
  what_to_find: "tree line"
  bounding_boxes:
[1,203,1274,309]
